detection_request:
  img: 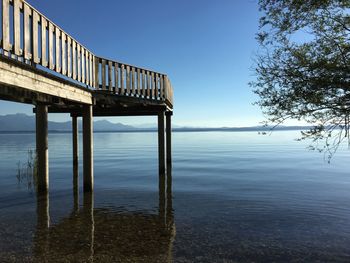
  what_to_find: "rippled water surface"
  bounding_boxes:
[0,131,350,262]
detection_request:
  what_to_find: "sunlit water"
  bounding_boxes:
[0,131,350,262]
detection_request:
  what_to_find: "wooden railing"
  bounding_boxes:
[95,57,173,105]
[0,0,173,107]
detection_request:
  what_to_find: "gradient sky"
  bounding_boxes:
[0,0,267,127]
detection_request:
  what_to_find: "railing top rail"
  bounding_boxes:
[96,55,167,76]
[9,0,94,55]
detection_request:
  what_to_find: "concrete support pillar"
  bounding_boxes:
[158,111,166,174]
[166,112,172,166]
[36,104,49,193]
[83,105,93,192]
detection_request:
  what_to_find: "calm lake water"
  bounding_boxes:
[0,131,350,262]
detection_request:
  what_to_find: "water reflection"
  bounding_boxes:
[33,169,175,262]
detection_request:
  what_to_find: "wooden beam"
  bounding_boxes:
[0,56,93,104]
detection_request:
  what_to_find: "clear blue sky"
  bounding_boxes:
[0,0,267,127]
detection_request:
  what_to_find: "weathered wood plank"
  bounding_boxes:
[126,65,130,94]
[137,68,141,96]
[141,70,146,97]
[131,67,135,96]
[41,16,48,66]
[54,28,60,72]
[2,0,11,52]
[48,22,54,70]
[81,47,85,83]
[72,40,77,80]
[89,52,93,86]
[101,59,106,90]
[24,4,32,60]
[33,11,40,63]
[77,44,81,81]
[85,52,89,86]
[86,52,89,85]
[85,53,89,85]
[155,73,159,98]
[67,36,72,77]
[108,60,113,92]
[61,32,66,75]
[151,72,155,99]
[120,64,125,95]
[84,50,88,85]
[147,71,151,98]
[55,27,61,72]
[163,75,169,102]
[114,62,119,93]
[160,75,164,99]
[93,56,98,88]
[13,0,22,56]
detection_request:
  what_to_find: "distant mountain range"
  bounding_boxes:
[0,114,134,132]
[0,114,312,132]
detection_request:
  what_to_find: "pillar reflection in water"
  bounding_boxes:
[33,168,174,262]
[34,191,50,262]
[73,162,79,213]
[159,165,174,230]
[83,191,95,262]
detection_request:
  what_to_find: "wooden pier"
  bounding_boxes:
[0,0,174,193]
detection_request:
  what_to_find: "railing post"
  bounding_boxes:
[164,76,169,102]
[94,56,99,89]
